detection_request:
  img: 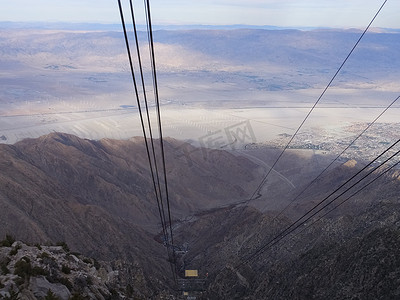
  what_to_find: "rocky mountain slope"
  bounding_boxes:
[168,193,400,299]
[0,238,133,300]
[170,165,400,299]
[0,132,399,299]
[0,132,262,297]
[0,131,262,237]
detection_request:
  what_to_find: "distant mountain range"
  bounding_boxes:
[6,21,400,32]
[1,25,398,113]
[2,21,400,33]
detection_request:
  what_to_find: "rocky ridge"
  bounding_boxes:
[0,237,148,300]
[0,132,263,297]
[1,133,399,299]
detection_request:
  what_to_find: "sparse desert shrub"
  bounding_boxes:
[14,276,25,287]
[125,284,134,297]
[9,248,17,256]
[61,264,71,274]
[1,264,10,275]
[82,258,91,265]
[107,289,120,300]
[3,285,19,300]
[1,257,11,275]
[46,269,61,285]
[8,244,21,256]
[93,259,100,270]
[14,257,32,279]
[44,289,60,300]
[69,293,89,300]
[56,242,70,253]
[21,256,30,263]
[58,277,73,290]
[39,251,50,259]
[32,266,49,276]
[0,234,15,247]
[73,276,92,291]
[40,254,58,270]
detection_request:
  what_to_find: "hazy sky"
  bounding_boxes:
[0,0,399,28]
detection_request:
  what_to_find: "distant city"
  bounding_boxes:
[252,122,400,164]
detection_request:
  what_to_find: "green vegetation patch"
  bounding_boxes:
[0,235,15,247]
